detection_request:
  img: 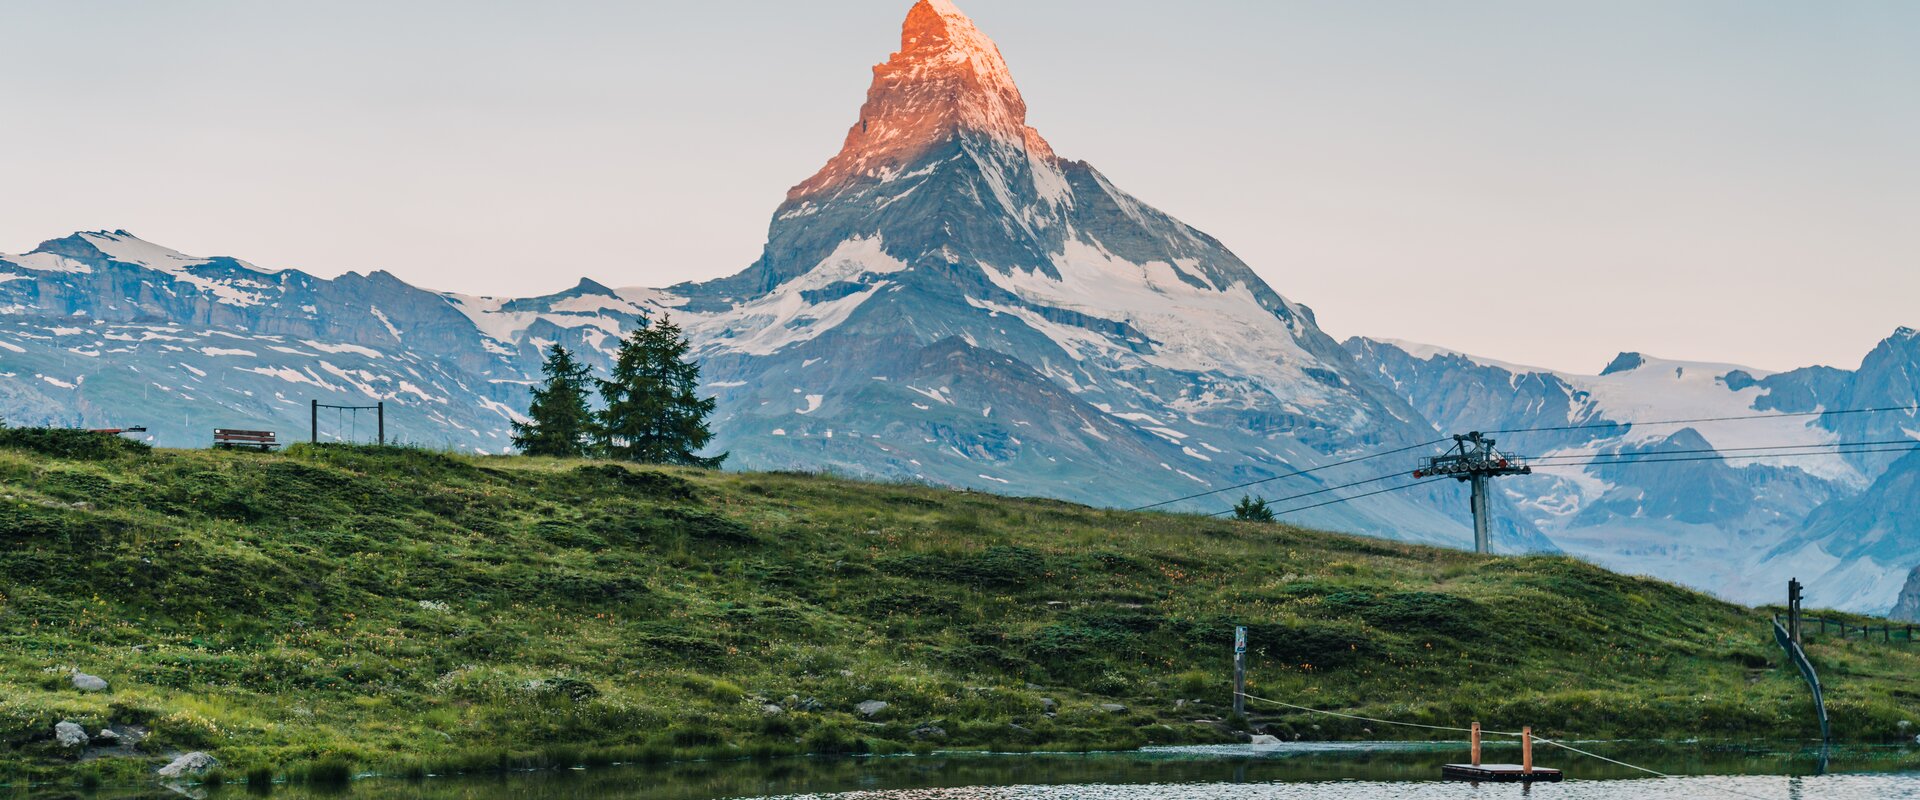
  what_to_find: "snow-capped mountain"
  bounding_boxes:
[0,0,1545,553]
[1347,331,1920,612]
[661,0,1542,548]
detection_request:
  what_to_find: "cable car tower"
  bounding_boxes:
[1414,432,1531,554]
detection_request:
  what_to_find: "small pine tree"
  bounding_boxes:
[512,344,597,457]
[1233,495,1276,523]
[596,315,727,468]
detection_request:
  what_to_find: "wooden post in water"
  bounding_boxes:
[1521,727,1534,776]
[1470,722,1482,767]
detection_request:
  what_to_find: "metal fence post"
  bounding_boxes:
[1232,626,1247,719]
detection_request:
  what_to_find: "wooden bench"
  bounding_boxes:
[213,429,280,451]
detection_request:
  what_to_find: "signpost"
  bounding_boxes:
[1232,626,1247,717]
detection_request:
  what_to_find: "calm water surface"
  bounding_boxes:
[97,742,1920,800]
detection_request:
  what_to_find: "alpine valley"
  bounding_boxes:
[1,0,1913,614]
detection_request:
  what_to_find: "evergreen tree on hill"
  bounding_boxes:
[596,315,726,468]
[1233,495,1276,523]
[511,344,597,458]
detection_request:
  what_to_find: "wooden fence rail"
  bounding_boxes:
[1801,616,1916,644]
[1773,615,1831,744]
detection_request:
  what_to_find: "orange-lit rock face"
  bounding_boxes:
[788,0,1056,203]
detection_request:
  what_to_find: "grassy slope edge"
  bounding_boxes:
[1,439,1915,785]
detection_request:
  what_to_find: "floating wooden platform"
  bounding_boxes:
[1441,764,1564,782]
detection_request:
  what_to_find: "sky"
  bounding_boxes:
[1,0,1915,374]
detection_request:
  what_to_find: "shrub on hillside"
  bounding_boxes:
[570,464,697,501]
[657,508,755,544]
[1363,592,1483,637]
[0,428,150,460]
[285,442,476,478]
[884,545,1050,588]
[1313,590,1484,638]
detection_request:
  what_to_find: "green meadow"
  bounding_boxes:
[1,432,1914,786]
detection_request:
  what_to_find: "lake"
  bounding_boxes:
[79,742,1920,800]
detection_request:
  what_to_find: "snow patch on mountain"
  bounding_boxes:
[982,237,1326,409]
[1578,356,1856,482]
[302,341,383,358]
[691,236,908,356]
[0,252,92,274]
[76,230,272,307]
[1372,338,1556,377]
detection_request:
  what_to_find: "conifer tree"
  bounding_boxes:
[511,344,597,457]
[596,315,726,468]
[1233,494,1276,523]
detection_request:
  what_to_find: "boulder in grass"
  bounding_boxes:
[856,700,889,718]
[71,672,109,692]
[158,752,219,779]
[54,721,89,749]
[1099,703,1128,714]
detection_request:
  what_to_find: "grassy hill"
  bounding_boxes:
[1,432,1916,786]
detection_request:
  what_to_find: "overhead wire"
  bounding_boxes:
[1168,403,1920,524]
[1211,444,1920,521]
[1488,404,1920,436]
[1519,438,1918,464]
[1203,472,1410,518]
[1132,438,1448,512]
[1529,444,1920,470]
[1145,405,1920,515]
[1217,476,1448,519]
[1211,444,1920,520]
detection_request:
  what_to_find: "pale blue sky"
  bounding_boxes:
[1,0,1914,373]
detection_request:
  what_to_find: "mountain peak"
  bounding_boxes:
[914,0,968,19]
[1600,352,1648,376]
[569,277,616,296]
[26,230,197,270]
[787,0,1053,202]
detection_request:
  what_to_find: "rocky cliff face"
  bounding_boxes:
[1893,567,1920,623]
